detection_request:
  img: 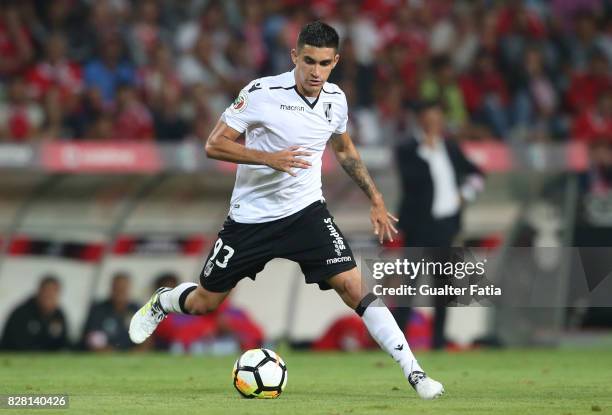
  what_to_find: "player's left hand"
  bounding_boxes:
[370,199,399,244]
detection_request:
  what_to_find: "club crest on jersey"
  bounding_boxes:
[324,102,333,123]
[203,259,214,277]
[231,90,248,113]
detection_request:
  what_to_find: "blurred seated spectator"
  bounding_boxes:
[296,310,434,351]
[479,9,501,56]
[373,80,412,146]
[178,34,234,115]
[69,88,108,139]
[128,0,169,66]
[23,33,85,140]
[495,3,546,39]
[429,3,480,74]
[375,39,420,102]
[565,9,603,71]
[185,116,214,143]
[153,84,189,142]
[180,82,215,128]
[113,85,154,140]
[138,44,182,110]
[328,37,376,109]
[29,0,86,56]
[495,3,548,77]
[329,0,381,66]
[25,33,83,102]
[510,46,563,141]
[153,272,263,354]
[572,91,612,143]
[0,275,68,351]
[40,88,67,139]
[600,18,612,66]
[81,272,140,352]
[420,55,468,134]
[72,0,123,63]
[0,4,34,77]
[84,33,135,106]
[174,0,230,59]
[566,52,611,113]
[0,77,44,141]
[460,50,510,139]
[83,113,115,140]
[582,139,612,198]
[312,315,376,351]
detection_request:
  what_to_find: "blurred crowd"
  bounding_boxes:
[0,0,610,144]
[0,272,265,353]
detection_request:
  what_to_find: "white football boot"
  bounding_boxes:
[129,287,170,344]
[408,371,445,400]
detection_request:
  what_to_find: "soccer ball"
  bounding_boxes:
[232,348,287,399]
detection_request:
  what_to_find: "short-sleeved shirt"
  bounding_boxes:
[221,70,348,223]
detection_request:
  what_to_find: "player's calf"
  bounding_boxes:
[328,270,444,400]
[357,294,445,399]
[158,283,228,315]
[356,294,445,399]
[182,285,228,314]
[129,283,228,344]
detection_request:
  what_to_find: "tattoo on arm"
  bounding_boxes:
[339,156,379,200]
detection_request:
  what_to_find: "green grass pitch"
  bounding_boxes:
[1,349,611,414]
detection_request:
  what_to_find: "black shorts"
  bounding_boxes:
[199,201,356,292]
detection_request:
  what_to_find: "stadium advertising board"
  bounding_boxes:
[40,142,161,173]
[0,144,35,168]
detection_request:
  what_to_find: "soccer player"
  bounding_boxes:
[129,21,444,399]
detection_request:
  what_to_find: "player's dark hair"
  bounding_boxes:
[297,21,339,51]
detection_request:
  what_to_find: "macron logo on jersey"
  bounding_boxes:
[280,104,305,112]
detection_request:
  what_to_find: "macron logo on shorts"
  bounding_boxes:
[326,256,352,265]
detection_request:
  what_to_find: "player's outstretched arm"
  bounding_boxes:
[205,119,312,176]
[330,132,398,243]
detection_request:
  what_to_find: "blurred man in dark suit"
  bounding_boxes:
[1,275,68,351]
[81,272,140,351]
[395,100,485,349]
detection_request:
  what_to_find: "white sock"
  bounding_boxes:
[361,298,423,378]
[158,282,198,314]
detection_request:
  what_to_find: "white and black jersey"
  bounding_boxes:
[200,71,356,293]
[221,70,348,223]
